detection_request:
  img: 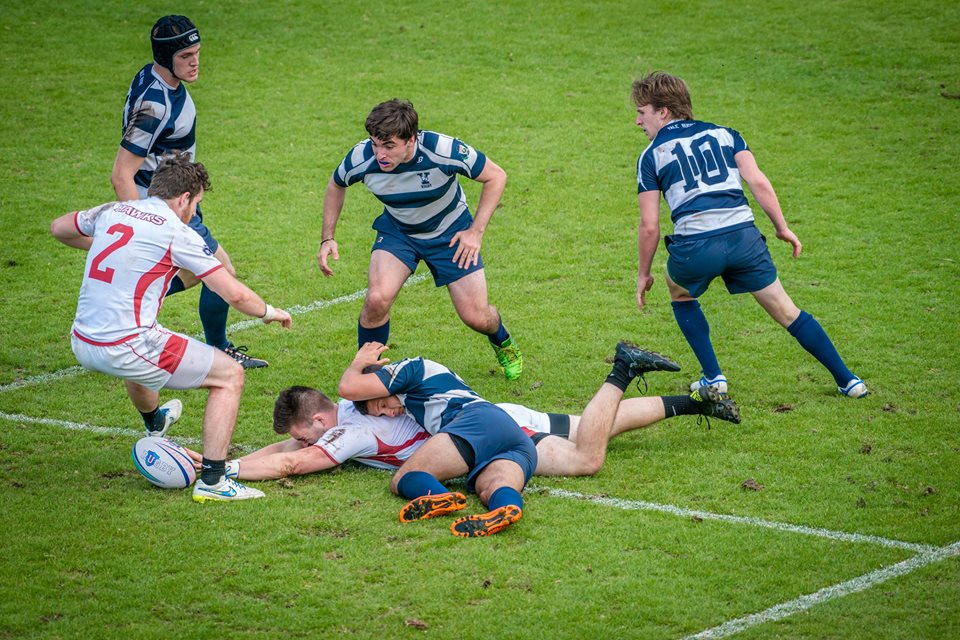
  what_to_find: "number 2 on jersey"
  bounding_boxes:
[89,223,134,284]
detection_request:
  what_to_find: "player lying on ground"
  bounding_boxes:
[218,366,738,482]
[51,152,292,503]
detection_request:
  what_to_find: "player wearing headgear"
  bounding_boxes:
[631,71,867,398]
[110,15,270,370]
[317,99,524,381]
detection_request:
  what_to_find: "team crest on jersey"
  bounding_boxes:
[456,143,469,160]
[417,172,431,188]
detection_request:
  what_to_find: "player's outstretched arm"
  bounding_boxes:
[318,178,346,276]
[200,269,293,327]
[234,445,340,480]
[449,158,507,269]
[636,190,661,309]
[735,150,801,258]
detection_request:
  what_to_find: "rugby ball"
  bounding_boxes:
[132,436,196,489]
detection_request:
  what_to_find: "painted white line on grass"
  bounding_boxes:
[0,274,429,395]
[0,411,259,452]
[683,541,960,640]
[531,487,936,554]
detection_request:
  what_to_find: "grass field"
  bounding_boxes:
[2,0,959,638]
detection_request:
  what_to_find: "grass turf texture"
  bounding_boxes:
[1,0,959,637]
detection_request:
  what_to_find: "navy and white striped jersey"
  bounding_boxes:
[637,120,754,237]
[332,131,487,240]
[373,357,484,435]
[120,64,197,195]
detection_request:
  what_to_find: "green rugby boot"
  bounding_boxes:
[493,337,523,381]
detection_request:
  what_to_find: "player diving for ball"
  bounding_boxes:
[208,342,739,535]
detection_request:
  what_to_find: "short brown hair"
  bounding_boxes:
[147,151,211,199]
[630,72,694,120]
[273,386,336,434]
[365,99,418,141]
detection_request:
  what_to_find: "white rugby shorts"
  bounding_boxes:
[71,324,215,391]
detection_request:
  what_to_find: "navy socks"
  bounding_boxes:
[787,311,855,386]
[672,300,722,379]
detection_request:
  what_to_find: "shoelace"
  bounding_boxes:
[226,345,254,361]
[633,373,649,395]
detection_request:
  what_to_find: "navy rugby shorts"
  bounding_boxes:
[371,213,484,287]
[665,224,777,297]
[441,402,537,492]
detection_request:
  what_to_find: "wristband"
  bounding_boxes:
[321,237,335,245]
[261,303,277,323]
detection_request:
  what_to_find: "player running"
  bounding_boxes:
[317,99,523,380]
[632,71,866,398]
[51,152,292,502]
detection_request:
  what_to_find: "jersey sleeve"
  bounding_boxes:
[420,131,487,179]
[332,141,374,188]
[74,202,118,236]
[637,147,659,193]
[450,137,486,179]
[312,426,378,464]
[120,94,167,157]
[169,222,222,277]
[375,357,425,395]
[726,127,750,154]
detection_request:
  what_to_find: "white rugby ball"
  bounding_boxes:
[132,436,196,489]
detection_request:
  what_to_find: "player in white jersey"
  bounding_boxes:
[51,152,293,503]
[110,15,269,370]
[632,72,866,399]
[219,374,739,482]
[333,341,684,537]
[316,99,524,381]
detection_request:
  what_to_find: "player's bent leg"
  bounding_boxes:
[449,271,524,380]
[197,349,245,460]
[390,434,470,495]
[190,351,262,503]
[452,460,525,537]
[360,250,412,342]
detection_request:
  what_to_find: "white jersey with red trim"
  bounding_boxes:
[312,400,554,471]
[71,197,222,345]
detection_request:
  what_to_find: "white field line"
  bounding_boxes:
[0,274,429,395]
[530,487,937,554]
[682,541,960,640]
[6,410,953,640]
[0,411,258,452]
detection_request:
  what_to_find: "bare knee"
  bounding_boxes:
[458,303,498,334]
[361,292,394,323]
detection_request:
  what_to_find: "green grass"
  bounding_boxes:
[2,0,960,638]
